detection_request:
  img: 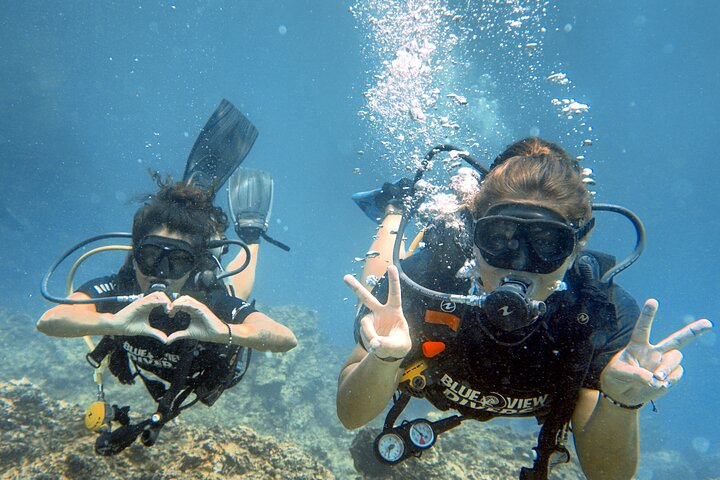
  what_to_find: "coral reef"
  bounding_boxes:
[182,304,357,476]
[348,420,586,480]
[0,378,333,479]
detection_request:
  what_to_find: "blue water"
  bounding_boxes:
[1,1,718,477]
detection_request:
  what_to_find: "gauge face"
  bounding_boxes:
[376,432,405,463]
[408,421,435,449]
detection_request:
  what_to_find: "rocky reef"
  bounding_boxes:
[349,422,587,480]
[0,378,333,479]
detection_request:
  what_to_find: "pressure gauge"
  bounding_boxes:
[375,432,405,464]
[408,420,435,449]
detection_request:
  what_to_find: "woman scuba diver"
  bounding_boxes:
[337,137,712,479]
[37,179,297,455]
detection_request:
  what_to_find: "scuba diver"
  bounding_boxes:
[37,99,296,455]
[337,138,713,479]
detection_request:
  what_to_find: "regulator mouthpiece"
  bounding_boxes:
[483,278,546,332]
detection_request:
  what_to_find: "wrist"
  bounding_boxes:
[370,351,405,363]
[100,313,124,336]
[599,391,644,410]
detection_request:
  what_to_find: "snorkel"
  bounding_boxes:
[40,232,252,305]
[392,145,646,332]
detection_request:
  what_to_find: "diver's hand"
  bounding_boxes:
[600,299,713,406]
[344,265,411,361]
[113,291,171,342]
[164,295,226,344]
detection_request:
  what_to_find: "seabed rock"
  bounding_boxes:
[0,378,333,479]
[348,420,586,480]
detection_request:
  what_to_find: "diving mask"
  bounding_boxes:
[134,236,197,280]
[473,203,594,274]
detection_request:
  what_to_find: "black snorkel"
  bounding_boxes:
[41,233,253,305]
[391,145,646,330]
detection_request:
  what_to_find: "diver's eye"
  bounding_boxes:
[485,233,510,253]
[137,245,163,265]
[531,232,555,250]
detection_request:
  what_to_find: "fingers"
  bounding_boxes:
[135,291,173,314]
[344,274,383,311]
[664,365,684,387]
[145,328,170,344]
[655,319,714,353]
[165,330,189,344]
[652,349,683,383]
[628,299,659,347]
[361,315,410,358]
[360,315,380,350]
[385,265,403,309]
[606,362,657,388]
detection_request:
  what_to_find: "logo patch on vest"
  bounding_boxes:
[440,300,456,313]
[123,341,179,369]
[440,373,549,415]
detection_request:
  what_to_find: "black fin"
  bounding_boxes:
[183,99,259,195]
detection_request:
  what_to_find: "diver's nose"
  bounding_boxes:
[157,256,170,278]
[508,239,530,271]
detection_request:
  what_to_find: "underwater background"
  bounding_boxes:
[0,1,718,478]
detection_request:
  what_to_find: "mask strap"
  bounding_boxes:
[574,217,595,242]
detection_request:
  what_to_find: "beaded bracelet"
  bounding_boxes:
[600,391,644,410]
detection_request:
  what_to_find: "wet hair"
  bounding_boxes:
[131,178,228,251]
[472,137,592,226]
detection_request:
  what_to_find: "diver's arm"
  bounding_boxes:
[337,342,404,429]
[37,292,115,337]
[225,243,259,299]
[571,387,639,480]
[573,299,713,479]
[229,311,297,352]
[37,291,171,341]
[337,265,412,429]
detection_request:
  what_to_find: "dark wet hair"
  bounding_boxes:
[472,137,592,227]
[131,179,228,251]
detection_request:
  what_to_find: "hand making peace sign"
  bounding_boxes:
[600,299,713,406]
[344,265,412,361]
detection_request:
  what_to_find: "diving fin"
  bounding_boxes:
[183,99,259,195]
[351,177,414,223]
[228,167,289,251]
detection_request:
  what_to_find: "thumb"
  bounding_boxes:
[165,330,189,344]
[145,328,169,344]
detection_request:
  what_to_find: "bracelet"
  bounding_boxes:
[600,391,644,410]
[223,322,233,346]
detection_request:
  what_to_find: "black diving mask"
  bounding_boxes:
[134,236,197,280]
[473,203,594,274]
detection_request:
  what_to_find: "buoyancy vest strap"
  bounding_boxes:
[156,340,198,420]
[520,338,596,480]
[384,391,411,429]
[86,336,116,367]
